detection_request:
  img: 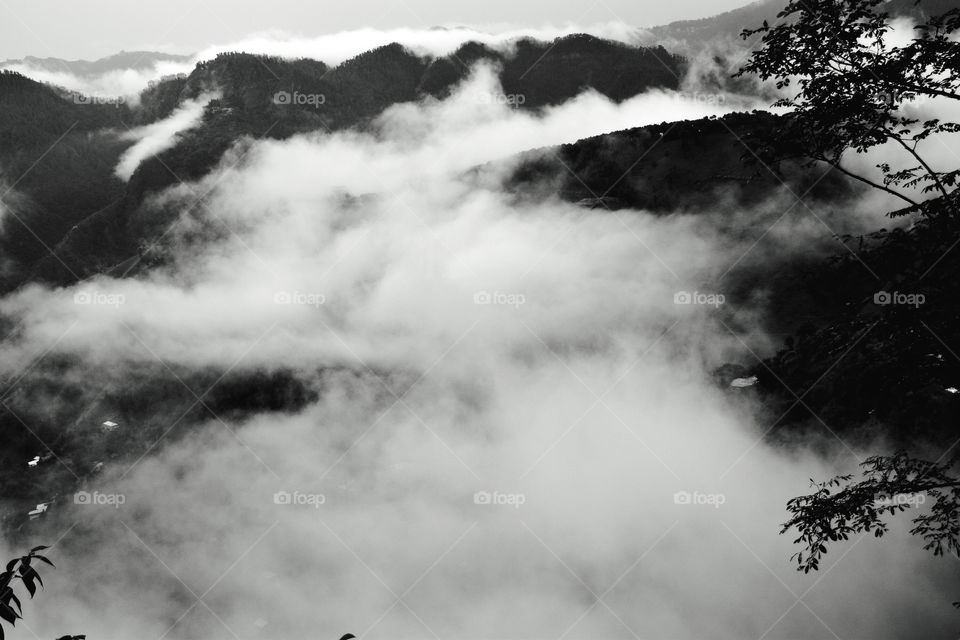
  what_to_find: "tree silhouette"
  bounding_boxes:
[0,546,74,639]
[737,0,960,599]
[782,452,960,570]
[736,0,960,214]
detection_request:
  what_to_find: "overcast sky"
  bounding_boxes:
[0,0,749,60]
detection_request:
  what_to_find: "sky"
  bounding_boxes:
[0,0,751,60]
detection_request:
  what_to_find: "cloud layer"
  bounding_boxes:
[0,68,954,640]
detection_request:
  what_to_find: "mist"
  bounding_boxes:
[0,64,955,640]
[115,94,218,181]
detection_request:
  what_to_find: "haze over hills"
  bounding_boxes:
[3,0,955,84]
[0,51,193,76]
[0,34,687,289]
[648,0,960,48]
[0,0,959,637]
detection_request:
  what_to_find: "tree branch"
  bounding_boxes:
[891,134,951,198]
[820,155,921,207]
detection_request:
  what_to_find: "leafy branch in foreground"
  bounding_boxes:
[0,547,82,639]
[0,546,60,639]
[782,452,960,577]
[736,0,960,213]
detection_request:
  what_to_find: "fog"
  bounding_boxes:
[0,59,194,101]
[0,65,955,640]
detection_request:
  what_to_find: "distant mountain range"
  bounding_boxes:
[0,34,685,290]
[648,0,959,49]
[3,0,953,82]
[2,0,959,535]
[4,0,954,291]
[0,51,192,76]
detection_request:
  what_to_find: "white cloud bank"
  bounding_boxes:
[0,70,953,640]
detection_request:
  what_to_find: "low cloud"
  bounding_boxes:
[191,22,649,67]
[0,59,194,100]
[0,69,954,640]
[114,93,218,181]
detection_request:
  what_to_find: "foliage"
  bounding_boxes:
[0,546,55,639]
[782,452,960,577]
[734,1,960,600]
[736,0,960,212]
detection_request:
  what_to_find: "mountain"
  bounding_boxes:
[751,207,960,450]
[0,35,686,291]
[647,0,960,50]
[505,111,857,212]
[2,3,956,493]
[0,71,134,278]
[0,51,193,76]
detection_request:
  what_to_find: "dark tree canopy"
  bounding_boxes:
[738,0,960,601]
[737,0,960,213]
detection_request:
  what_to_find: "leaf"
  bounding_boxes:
[6,592,20,616]
[19,570,36,599]
[0,604,16,627]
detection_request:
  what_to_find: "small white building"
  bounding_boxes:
[28,503,50,520]
[102,420,120,433]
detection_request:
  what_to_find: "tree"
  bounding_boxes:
[737,0,960,600]
[782,452,960,575]
[736,0,960,214]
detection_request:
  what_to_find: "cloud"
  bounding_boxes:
[114,93,218,181]
[0,59,195,99]
[0,69,954,640]
[190,22,649,67]
[0,65,763,373]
